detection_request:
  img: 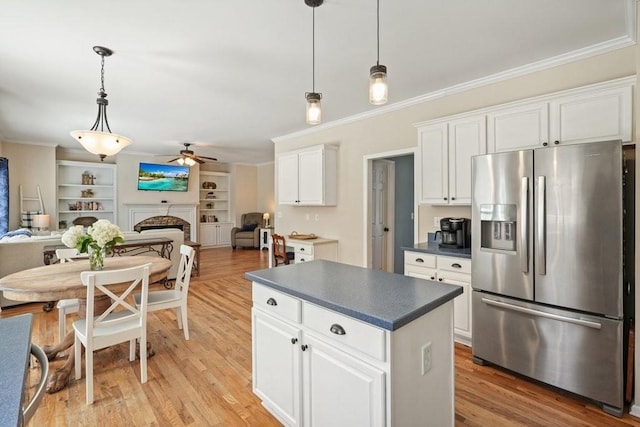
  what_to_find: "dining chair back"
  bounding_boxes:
[73,263,151,404]
[272,233,294,266]
[55,248,82,345]
[134,244,195,340]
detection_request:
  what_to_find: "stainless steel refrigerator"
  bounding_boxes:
[471,140,634,417]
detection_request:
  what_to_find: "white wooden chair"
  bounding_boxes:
[73,264,151,404]
[55,248,83,346]
[134,244,195,340]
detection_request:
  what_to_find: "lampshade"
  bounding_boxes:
[70,130,132,157]
[33,214,50,230]
[263,213,270,220]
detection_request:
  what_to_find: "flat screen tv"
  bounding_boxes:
[137,162,190,192]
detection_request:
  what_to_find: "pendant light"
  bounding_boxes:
[305,0,323,125]
[70,46,133,161]
[369,0,388,105]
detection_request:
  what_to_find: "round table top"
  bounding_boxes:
[0,256,172,302]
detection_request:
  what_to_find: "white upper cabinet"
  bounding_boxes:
[418,115,486,205]
[488,80,632,152]
[278,144,337,206]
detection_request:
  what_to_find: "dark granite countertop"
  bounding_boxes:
[245,260,462,331]
[0,314,33,427]
[402,232,471,259]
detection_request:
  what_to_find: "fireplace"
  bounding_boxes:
[134,216,190,242]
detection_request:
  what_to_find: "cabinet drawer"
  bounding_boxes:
[404,251,436,268]
[437,256,471,274]
[295,253,314,263]
[303,302,386,362]
[292,243,314,256]
[253,283,301,323]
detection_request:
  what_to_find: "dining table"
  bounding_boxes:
[0,255,172,394]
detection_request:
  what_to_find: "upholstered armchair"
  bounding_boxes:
[230,212,263,249]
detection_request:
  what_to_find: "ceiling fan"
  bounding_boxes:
[165,143,218,166]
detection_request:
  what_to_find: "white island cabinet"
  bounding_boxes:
[247,260,462,427]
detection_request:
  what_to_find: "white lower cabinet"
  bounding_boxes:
[404,251,472,346]
[252,282,455,426]
[199,222,233,247]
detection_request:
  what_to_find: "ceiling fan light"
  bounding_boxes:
[369,64,388,105]
[185,157,196,166]
[306,92,322,125]
[176,157,185,165]
[70,130,132,159]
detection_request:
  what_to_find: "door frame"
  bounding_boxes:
[363,147,417,269]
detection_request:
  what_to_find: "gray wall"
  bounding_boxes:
[391,155,414,274]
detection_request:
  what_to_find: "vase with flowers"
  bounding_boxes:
[61,219,124,270]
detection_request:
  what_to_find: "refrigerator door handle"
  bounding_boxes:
[536,176,546,275]
[481,297,602,330]
[519,177,529,273]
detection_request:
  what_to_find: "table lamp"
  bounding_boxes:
[33,214,50,232]
[263,213,270,228]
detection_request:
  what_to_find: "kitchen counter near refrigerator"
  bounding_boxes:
[402,232,471,259]
[246,260,462,426]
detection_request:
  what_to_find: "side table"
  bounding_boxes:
[259,228,273,250]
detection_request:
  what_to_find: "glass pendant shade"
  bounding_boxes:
[369,64,388,105]
[306,92,322,125]
[185,157,197,166]
[70,130,132,159]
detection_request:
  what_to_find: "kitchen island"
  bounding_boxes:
[246,260,462,427]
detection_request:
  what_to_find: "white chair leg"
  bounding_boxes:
[129,339,135,362]
[181,306,189,341]
[175,307,183,330]
[140,331,147,384]
[86,348,93,404]
[74,335,81,380]
[59,310,65,343]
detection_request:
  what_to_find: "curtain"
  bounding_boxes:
[0,158,8,234]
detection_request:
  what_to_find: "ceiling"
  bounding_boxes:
[0,1,634,164]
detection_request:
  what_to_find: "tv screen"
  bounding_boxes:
[137,162,190,192]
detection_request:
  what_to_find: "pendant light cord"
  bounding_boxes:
[100,54,106,92]
[312,5,316,92]
[376,0,380,66]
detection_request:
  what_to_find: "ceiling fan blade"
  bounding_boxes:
[198,155,218,161]
[166,157,181,163]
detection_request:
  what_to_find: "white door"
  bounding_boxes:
[371,160,389,271]
[303,335,385,427]
[252,310,302,427]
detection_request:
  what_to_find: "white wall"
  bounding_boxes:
[273,46,636,268]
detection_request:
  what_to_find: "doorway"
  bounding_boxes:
[364,149,415,273]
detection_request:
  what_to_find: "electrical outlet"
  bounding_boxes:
[433,217,442,227]
[421,342,432,375]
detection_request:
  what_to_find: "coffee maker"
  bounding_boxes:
[439,218,471,249]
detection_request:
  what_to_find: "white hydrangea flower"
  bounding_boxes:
[60,220,124,252]
[61,225,86,248]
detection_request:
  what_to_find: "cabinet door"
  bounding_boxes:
[303,334,385,427]
[297,149,324,205]
[487,102,549,152]
[437,275,471,344]
[448,115,486,204]
[278,152,300,205]
[252,309,302,427]
[199,223,216,247]
[215,223,233,246]
[549,85,632,144]
[418,123,448,204]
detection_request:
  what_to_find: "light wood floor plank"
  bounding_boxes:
[4,247,639,426]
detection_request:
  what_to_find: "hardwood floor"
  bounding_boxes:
[4,247,640,426]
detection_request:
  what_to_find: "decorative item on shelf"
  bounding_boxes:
[58,220,68,230]
[201,214,206,222]
[61,219,124,270]
[289,231,318,240]
[214,216,218,222]
[82,171,93,185]
[205,192,215,199]
[206,203,212,209]
[70,46,133,161]
[81,189,94,198]
[305,0,324,125]
[202,181,217,189]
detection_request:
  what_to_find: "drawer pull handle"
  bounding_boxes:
[300,248,305,252]
[415,258,424,263]
[430,276,435,280]
[291,338,298,344]
[266,297,277,306]
[438,278,443,282]
[451,263,462,269]
[330,324,346,335]
[301,344,308,351]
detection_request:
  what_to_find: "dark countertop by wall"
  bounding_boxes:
[0,314,33,427]
[403,232,471,259]
[245,260,462,331]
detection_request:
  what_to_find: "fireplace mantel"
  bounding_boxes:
[126,204,197,241]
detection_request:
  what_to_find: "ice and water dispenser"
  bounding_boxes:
[479,204,517,252]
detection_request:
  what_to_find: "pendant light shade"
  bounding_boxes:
[305,0,323,125]
[306,92,322,125]
[70,46,132,161]
[369,0,388,105]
